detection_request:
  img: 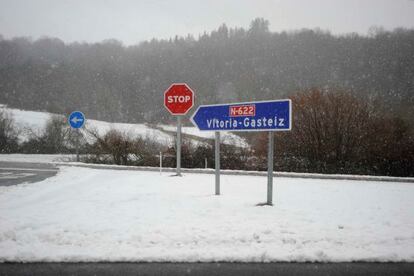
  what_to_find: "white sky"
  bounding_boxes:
[1,0,414,45]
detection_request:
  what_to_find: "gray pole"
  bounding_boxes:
[267,131,274,205]
[176,116,182,176]
[159,151,162,175]
[76,129,80,162]
[215,131,220,195]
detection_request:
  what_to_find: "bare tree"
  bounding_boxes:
[0,109,18,153]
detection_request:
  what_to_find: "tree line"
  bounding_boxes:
[1,87,413,176]
[0,18,413,176]
[250,88,414,177]
[0,18,413,125]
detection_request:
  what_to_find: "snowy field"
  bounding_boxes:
[158,124,248,148]
[0,154,76,163]
[1,104,248,147]
[0,167,413,262]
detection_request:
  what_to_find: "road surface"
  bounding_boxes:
[0,262,413,275]
[0,161,58,186]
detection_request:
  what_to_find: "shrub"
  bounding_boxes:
[0,109,19,153]
[86,128,165,166]
[20,115,84,154]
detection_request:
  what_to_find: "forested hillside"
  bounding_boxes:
[0,18,413,124]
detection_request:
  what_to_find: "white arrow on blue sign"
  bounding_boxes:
[190,99,292,132]
[68,111,86,129]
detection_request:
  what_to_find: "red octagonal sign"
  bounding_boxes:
[164,83,194,115]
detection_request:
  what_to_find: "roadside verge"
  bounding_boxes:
[56,162,414,183]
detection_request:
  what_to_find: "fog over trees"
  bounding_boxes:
[0,18,413,125]
[0,18,413,176]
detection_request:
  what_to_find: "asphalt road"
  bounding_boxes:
[0,161,59,186]
[0,262,413,276]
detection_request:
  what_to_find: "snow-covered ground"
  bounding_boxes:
[84,119,172,145]
[0,154,76,163]
[158,124,249,148]
[3,106,53,142]
[1,104,248,147]
[0,166,413,262]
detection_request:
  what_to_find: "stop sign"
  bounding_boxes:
[164,83,194,115]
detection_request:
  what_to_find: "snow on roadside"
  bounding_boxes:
[0,166,413,262]
[0,154,75,163]
[1,154,413,183]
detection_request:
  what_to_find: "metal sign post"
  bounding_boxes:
[191,99,292,205]
[215,131,220,195]
[267,131,274,205]
[159,151,162,175]
[176,116,182,176]
[68,111,86,163]
[163,83,195,177]
[76,129,80,162]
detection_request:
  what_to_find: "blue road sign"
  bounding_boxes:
[191,100,291,132]
[68,111,85,129]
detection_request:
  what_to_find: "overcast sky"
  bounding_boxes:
[1,0,414,45]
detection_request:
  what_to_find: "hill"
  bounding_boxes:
[1,19,413,124]
[0,104,248,148]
